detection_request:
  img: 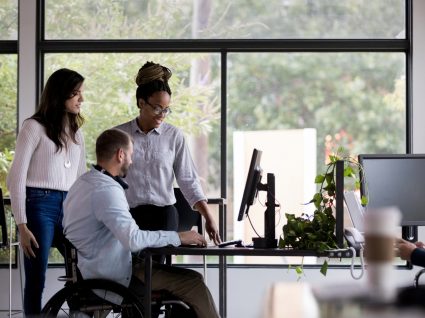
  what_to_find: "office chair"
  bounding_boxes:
[173,187,203,235]
[172,187,226,278]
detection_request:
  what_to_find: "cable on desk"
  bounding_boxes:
[349,246,364,280]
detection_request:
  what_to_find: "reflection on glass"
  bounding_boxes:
[0,0,18,40]
[44,0,405,40]
[227,52,405,264]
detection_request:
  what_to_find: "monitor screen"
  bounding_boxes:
[237,148,263,221]
[359,154,425,226]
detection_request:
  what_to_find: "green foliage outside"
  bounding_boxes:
[43,53,221,168]
[0,0,406,264]
[0,0,18,40]
[44,0,404,40]
[0,54,18,197]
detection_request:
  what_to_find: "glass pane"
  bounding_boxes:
[228,52,406,264]
[0,54,17,265]
[45,0,405,40]
[0,0,18,40]
[0,54,17,195]
[44,53,221,263]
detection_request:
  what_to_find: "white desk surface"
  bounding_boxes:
[262,282,425,318]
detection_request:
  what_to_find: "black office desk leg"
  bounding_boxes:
[219,255,226,317]
[144,253,152,318]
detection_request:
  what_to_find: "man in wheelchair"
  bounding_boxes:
[62,128,219,318]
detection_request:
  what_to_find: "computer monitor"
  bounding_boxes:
[237,148,263,222]
[358,154,425,226]
[237,148,278,248]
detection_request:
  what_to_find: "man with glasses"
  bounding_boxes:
[115,62,221,262]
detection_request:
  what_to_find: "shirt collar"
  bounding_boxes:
[131,117,163,135]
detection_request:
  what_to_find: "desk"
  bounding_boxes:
[142,246,354,318]
[263,282,425,318]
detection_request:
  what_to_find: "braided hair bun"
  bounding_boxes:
[135,61,172,86]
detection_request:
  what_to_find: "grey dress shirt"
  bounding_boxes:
[115,119,206,208]
[62,168,181,291]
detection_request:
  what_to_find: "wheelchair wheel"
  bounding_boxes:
[41,279,144,317]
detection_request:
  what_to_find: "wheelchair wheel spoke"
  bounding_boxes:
[41,279,144,318]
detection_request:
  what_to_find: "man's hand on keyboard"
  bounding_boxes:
[178,231,207,247]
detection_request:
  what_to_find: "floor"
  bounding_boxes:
[0,311,23,318]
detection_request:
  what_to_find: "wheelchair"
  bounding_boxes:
[41,239,193,318]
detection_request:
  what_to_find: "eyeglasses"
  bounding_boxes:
[145,101,172,116]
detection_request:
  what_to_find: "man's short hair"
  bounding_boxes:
[96,128,132,162]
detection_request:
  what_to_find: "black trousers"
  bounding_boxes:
[130,204,179,263]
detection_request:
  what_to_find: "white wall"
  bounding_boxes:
[2,1,425,317]
[233,129,316,264]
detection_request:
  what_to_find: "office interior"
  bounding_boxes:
[1,1,425,317]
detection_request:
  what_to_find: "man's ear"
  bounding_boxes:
[117,148,124,163]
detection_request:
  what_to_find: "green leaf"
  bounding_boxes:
[325,173,334,185]
[278,237,285,248]
[355,180,360,189]
[361,195,368,205]
[344,166,353,177]
[315,174,325,183]
[320,260,329,276]
[295,266,303,275]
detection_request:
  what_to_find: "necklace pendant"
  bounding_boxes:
[64,160,71,168]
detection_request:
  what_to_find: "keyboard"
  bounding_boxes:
[218,239,244,248]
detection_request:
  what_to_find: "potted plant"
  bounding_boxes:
[279,147,367,276]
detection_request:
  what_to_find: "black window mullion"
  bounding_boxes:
[0,41,18,53]
[38,39,408,53]
[406,0,413,154]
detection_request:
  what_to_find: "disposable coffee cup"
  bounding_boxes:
[364,206,401,303]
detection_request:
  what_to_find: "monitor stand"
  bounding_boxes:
[253,173,278,248]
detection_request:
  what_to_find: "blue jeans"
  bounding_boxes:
[23,187,67,316]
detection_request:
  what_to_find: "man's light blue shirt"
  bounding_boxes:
[62,168,181,289]
[114,119,206,208]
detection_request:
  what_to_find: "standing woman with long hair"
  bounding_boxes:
[7,68,86,316]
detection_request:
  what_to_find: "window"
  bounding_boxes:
[0,0,18,266]
[44,53,221,192]
[44,0,405,40]
[40,0,409,265]
[0,0,18,40]
[228,52,405,264]
[0,54,17,191]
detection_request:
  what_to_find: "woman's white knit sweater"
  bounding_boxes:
[7,119,86,224]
